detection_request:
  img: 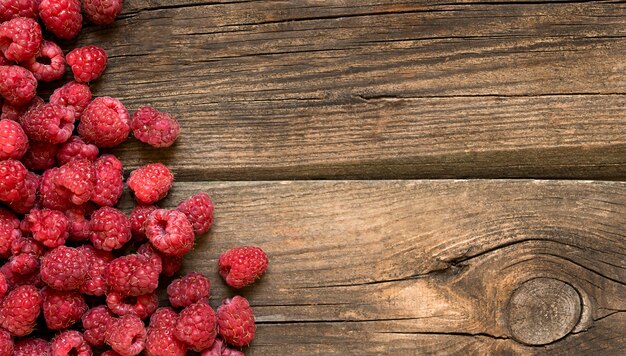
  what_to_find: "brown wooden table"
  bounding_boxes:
[84,1,625,354]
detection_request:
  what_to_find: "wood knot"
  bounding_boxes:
[506,278,582,345]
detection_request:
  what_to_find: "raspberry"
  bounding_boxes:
[50,330,91,356]
[0,207,20,258]
[149,307,177,329]
[39,167,73,211]
[0,159,26,203]
[167,272,211,309]
[83,0,123,25]
[0,262,41,289]
[6,170,38,214]
[0,119,28,160]
[130,205,157,242]
[78,97,130,148]
[106,292,158,319]
[145,209,194,256]
[77,244,114,296]
[174,300,217,352]
[135,242,163,273]
[0,65,37,106]
[0,0,39,22]
[8,253,38,275]
[40,246,88,291]
[65,203,96,241]
[10,236,45,257]
[22,140,57,171]
[49,82,92,120]
[0,285,42,336]
[145,323,187,356]
[131,106,180,148]
[201,339,244,356]
[105,315,146,356]
[218,246,268,289]
[21,209,68,248]
[66,45,107,83]
[90,207,131,251]
[137,242,182,277]
[56,136,99,165]
[82,305,115,347]
[55,159,95,205]
[0,273,6,299]
[13,338,51,356]
[0,17,42,62]
[127,163,173,204]
[39,0,82,40]
[1,95,43,121]
[177,192,214,235]
[0,328,12,356]
[92,154,123,206]
[105,254,159,296]
[21,103,75,144]
[41,287,88,330]
[216,296,255,347]
[23,40,66,82]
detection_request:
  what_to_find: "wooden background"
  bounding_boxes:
[79,0,624,354]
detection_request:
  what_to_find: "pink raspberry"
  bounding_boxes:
[66,45,107,83]
[127,163,173,204]
[90,207,131,251]
[0,0,39,22]
[82,305,115,347]
[21,208,68,248]
[39,167,73,211]
[13,337,51,356]
[83,0,123,25]
[39,0,82,40]
[92,154,123,206]
[41,287,88,330]
[40,246,88,291]
[174,300,217,352]
[0,207,20,259]
[78,97,130,148]
[8,253,38,275]
[216,296,256,347]
[130,204,157,242]
[20,103,75,144]
[0,159,27,203]
[106,292,158,319]
[177,192,214,235]
[105,254,159,296]
[0,65,37,106]
[145,209,194,256]
[1,95,43,121]
[23,40,66,82]
[0,285,42,337]
[56,136,99,165]
[77,244,114,296]
[49,81,92,120]
[137,242,182,277]
[219,246,268,289]
[22,140,57,171]
[55,159,95,205]
[131,106,180,148]
[0,17,42,62]
[50,330,91,356]
[0,328,12,356]
[65,202,96,241]
[149,307,178,329]
[105,315,146,356]
[0,119,28,160]
[167,272,211,309]
[6,170,38,214]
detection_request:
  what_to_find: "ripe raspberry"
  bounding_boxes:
[23,40,66,82]
[82,305,115,347]
[1,95,43,121]
[40,246,88,291]
[0,0,39,22]
[216,296,255,347]
[167,272,211,309]
[145,209,194,256]
[92,154,123,206]
[0,119,28,160]
[49,82,92,119]
[0,273,6,299]
[0,207,20,258]
[56,136,99,165]
[106,292,158,319]
[201,339,244,356]
[0,328,12,356]
[10,236,45,257]
[39,0,82,40]
[218,246,268,289]
[131,106,180,148]
[41,287,88,330]
[130,205,157,242]
[21,209,68,248]
[21,103,75,144]
[0,65,37,106]
[83,0,123,25]
[105,254,159,296]
[39,167,73,211]
[127,163,173,204]
[135,242,162,274]
[0,285,42,336]
[65,203,96,241]
[137,242,182,277]
[77,244,114,296]
[13,338,51,356]
[55,159,95,205]
[177,192,214,235]
[6,170,37,214]
[149,307,177,329]
[0,159,27,203]
[78,97,130,148]
[145,323,187,356]
[8,253,38,275]
[66,45,107,83]
[105,315,146,356]
[0,17,42,62]
[174,300,217,352]
[90,207,131,251]
[22,140,57,171]
[50,330,91,356]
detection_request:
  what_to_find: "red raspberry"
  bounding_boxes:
[39,167,73,211]
[174,300,217,352]
[216,296,255,347]
[77,244,114,296]
[50,330,91,356]
[41,287,88,330]
[135,242,162,273]
[66,45,107,83]
[145,209,194,256]
[82,305,115,347]
[6,170,37,214]
[0,328,12,356]
[10,236,45,257]
[0,272,6,299]
[131,106,180,148]
[0,0,39,22]
[0,119,28,160]
[105,315,146,356]
[0,17,42,62]
[55,159,95,205]
[105,254,159,296]
[218,246,268,289]
[0,159,27,203]
[0,65,37,106]
[56,136,99,165]
[1,95,43,121]
[90,207,131,251]
[137,242,182,277]
[92,154,123,206]
[149,307,177,329]
[8,253,38,275]
[22,140,57,171]
[0,285,42,336]
[0,207,20,258]
[201,339,244,356]
[177,192,214,235]
[21,103,75,144]
[83,0,123,25]
[167,272,211,309]
[145,321,187,356]
[49,82,92,120]
[21,209,68,248]
[106,292,158,319]
[130,204,157,242]
[40,246,88,291]
[14,338,51,356]
[38,0,82,40]
[23,40,66,82]
[127,163,173,204]
[78,97,129,148]
[65,203,96,241]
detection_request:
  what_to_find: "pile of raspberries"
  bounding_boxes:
[0,1,269,355]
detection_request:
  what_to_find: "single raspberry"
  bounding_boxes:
[127,163,173,204]
[8,253,38,275]
[0,159,26,203]
[0,119,28,160]
[0,65,37,106]
[41,287,88,330]
[177,192,214,235]
[1,95,43,121]
[130,205,157,242]
[0,328,12,356]
[83,0,123,25]
[82,305,115,347]
[106,292,158,319]
[22,140,57,171]
[105,315,146,356]
[0,285,42,336]
[77,244,114,296]
[201,338,244,356]
[56,136,99,165]
[13,338,51,356]
[218,246,268,289]
[21,103,75,144]
[0,262,41,289]
[0,17,42,62]
[145,323,187,356]
[49,82,92,119]
[0,273,6,299]
[22,40,66,82]
[149,307,177,329]
[0,0,39,22]
[137,242,182,277]
[174,300,217,352]
[66,45,107,83]
[10,236,45,257]
[55,159,95,205]
[50,330,91,356]
[65,203,96,241]
[105,254,159,296]
[39,167,73,211]
[131,106,180,148]
[40,246,88,291]
[39,0,82,40]
[21,209,69,248]
[216,296,255,347]
[92,154,123,206]
[6,170,38,214]
[145,209,194,256]
[0,207,20,258]
[167,272,211,309]
[78,97,130,148]
[90,207,131,251]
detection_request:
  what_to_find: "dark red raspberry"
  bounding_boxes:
[0,118,28,160]
[21,209,68,248]
[13,337,51,356]
[0,65,37,106]
[149,307,177,329]
[55,159,95,205]
[49,82,92,120]
[145,321,187,356]
[23,40,66,82]
[105,254,159,296]
[92,154,123,207]
[83,0,123,25]
[50,330,91,356]
[216,296,255,347]
[90,207,131,251]
[8,253,38,275]
[174,300,217,352]
[21,103,75,144]
[0,272,6,299]
[145,209,194,256]
[40,246,88,291]
[1,95,43,121]
[41,287,88,330]
[6,170,38,214]
[0,328,12,356]
[167,272,211,309]
[0,17,42,62]
[82,305,115,347]
[131,106,180,148]
[106,292,158,319]
[0,0,39,22]
[127,163,173,204]
[39,0,82,40]
[66,45,107,83]
[130,205,157,242]
[201,338,244,356]
[219,246,268,289]
[78,97,130,148]
[0,159,27,203]
[39,167,73,211]
[22,140,57,171]
[105,315,146,356]
[177,192,214,235]
[65,203,96,241]
[0,285,42,337]
[56,136,99,165]
[137,242,182,277]
[77,244,114,296]
[0,207,20,258]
